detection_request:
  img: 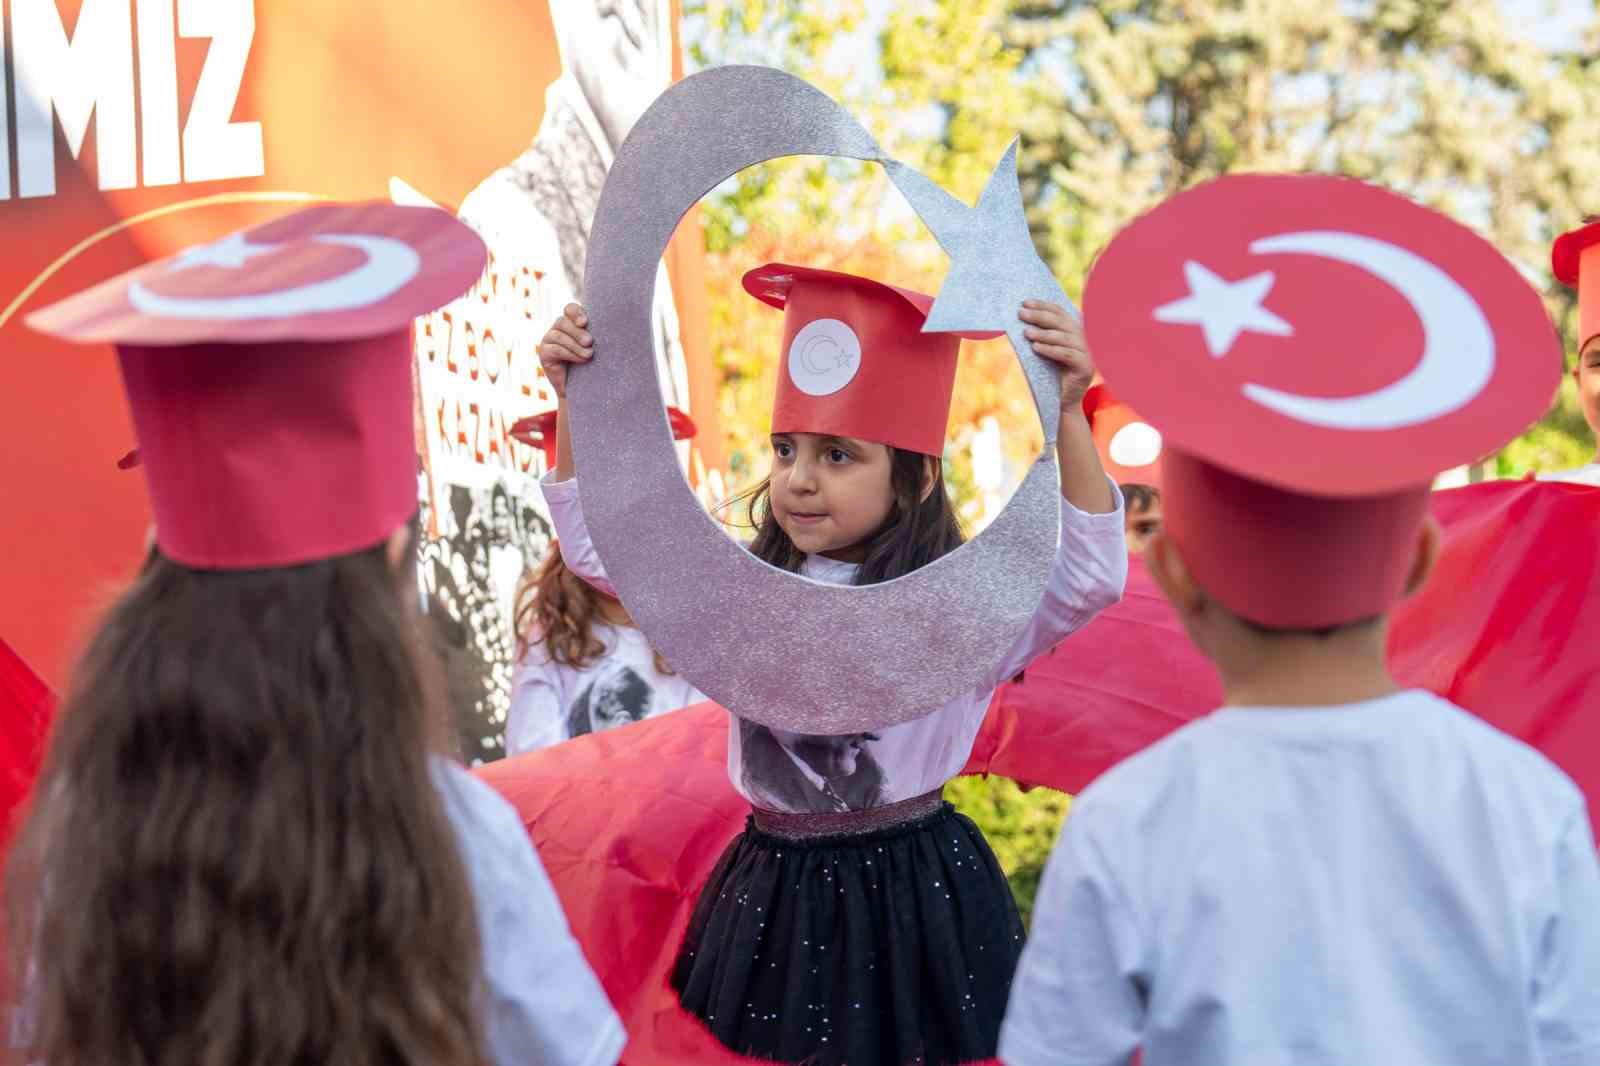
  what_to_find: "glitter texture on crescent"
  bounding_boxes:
[570,64,1068,734]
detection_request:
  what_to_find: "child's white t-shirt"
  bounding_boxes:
[999,690,1600,1066]
[432,758,627,1066]
[539,473,1127,812]
[508,624,705,756]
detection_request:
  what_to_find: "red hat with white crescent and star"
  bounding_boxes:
[1552,217,1600,354]
[28,202,487,570]
[1085,174,1560,629]
[1082,382,1163,489]
[510,405,697,469]
[743,263,1001,457]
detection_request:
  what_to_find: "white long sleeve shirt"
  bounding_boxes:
[539,473,1127,812]
[434,759,627,1066]
[1000,690,1600,1066]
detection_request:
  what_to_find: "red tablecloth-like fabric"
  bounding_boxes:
[0,637,52,848]
[479,480,1598,1064]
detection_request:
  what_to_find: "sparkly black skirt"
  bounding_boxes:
[670,800,1024,1065]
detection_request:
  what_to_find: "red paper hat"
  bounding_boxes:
[744,264,1000,456]
[1552,219,1600,353]
[28,203,487,570]
[1082,382,1162,490]
[1085,174,1560,628]
[510,405,697,468]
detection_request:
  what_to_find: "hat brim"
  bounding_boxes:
[743,262,1003,341]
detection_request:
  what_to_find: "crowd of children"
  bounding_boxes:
[4,170,1597,1066]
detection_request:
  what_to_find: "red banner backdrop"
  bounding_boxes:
[0,0,717,692]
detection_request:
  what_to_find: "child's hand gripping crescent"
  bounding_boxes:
[1019,300,1095,413]
[538,303,594,399]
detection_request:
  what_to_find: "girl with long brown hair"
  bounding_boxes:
[8,205,624,1066]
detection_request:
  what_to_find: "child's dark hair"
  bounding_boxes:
[1120,482,1160,513]
[6,526,488,1066]
[735,447,965,586]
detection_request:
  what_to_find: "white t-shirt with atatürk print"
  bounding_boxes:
[539,472,1128,814]
[507,621,705,756]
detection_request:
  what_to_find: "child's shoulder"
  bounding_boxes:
[1410,691,1587,809]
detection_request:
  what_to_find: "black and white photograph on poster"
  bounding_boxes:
[410,0,694,763]
[566,662,656,739]
[417,476,555,762]
[738,721,888,814]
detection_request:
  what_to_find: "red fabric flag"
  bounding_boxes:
[0,637,52,850]
[478,478,1597,1063]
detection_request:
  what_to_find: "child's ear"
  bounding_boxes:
[1145,532,1203,617]
[1402,516,1442,598]
[919,456,939,504]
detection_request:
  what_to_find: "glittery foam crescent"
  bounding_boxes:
[571,64,1069,733]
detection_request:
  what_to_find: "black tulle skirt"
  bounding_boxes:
[671,802,1025,1065]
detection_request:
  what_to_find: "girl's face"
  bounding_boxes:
[1577,338,1600,443]
[768,432,895,562]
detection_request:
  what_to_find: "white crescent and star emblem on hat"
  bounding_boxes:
[1152,230,1496,432]
[787,317,862,396]
[1084,174,1561,498]
[127,231,423,320]
[1108,421,1162,468]
[24,203,488,346]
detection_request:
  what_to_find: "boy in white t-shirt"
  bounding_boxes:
[1542,217,1600,486]
[1000,176,1600,1066]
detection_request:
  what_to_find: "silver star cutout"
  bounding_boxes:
[883,138,1066,440]
[166,232,280,272]
[1153,262,1294,357]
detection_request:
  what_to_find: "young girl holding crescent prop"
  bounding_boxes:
[537,266,1125,1065]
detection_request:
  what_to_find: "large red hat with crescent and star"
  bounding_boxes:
[1085,174,1560,628]
[743,263,1000,457]
[1552,218,1600,354]
[27,203,487,570]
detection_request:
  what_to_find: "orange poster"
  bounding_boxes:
[0,0,719,735]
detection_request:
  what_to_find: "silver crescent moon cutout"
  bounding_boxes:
[127,234,422,319]
[571,65,1067,734]
[1242,231,1495,430]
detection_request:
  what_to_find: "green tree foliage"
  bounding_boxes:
[682,0,1599,896]
[1005,0,1600,471]
[686,0,1600,481]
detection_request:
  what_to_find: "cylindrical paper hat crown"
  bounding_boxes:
[1553,219,1600,354]
[1085,175,1560,628]
[744,263,999,456]
[27,203,488,570]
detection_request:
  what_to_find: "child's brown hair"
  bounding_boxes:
[514,541,670,675]
[6,530,487,1066]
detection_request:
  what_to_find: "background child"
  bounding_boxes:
[1544,216,1600,485]
[504,406,705,755]
[1118,483,1162,554]
[508,535,704,753]
[1001,175,1600,1066]
[10,206,625,1066]
[537,263,1126,1066]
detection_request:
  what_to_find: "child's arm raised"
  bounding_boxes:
[534,304,619,598]
[1019,300,1118,515]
